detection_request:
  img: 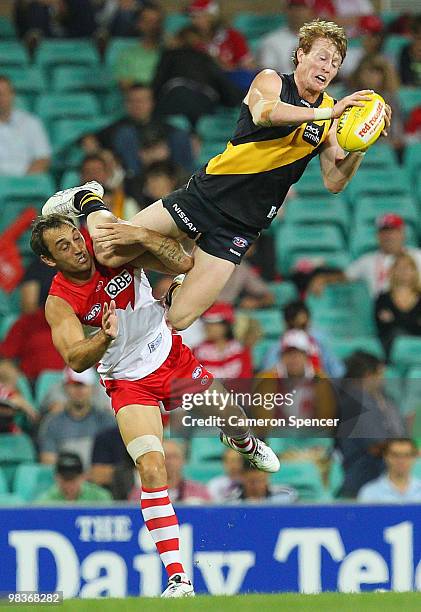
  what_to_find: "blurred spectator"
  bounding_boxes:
[19,256,56,315]
[399,16,421,87]
[140,160,181,208]
[254,330,337,438]
[257,0,314,74]
[0,76,51,176]
[349,53,404,157]
[207,448,244,502]
[152,26,243,127]
[36,452,112,503]
[405,106,421,141]
[0,374,37,432]
[80,153,140,220]
[358,438,421,502]
[331,0,375,38]
[375,253,421,359]
[218,247,274,308]
[90,425,134,499]
[237,461,297,504]
[341,15,386,81]
[100,0,144,37]
[188,0,254,70]
[113,2,163,87]
[38,368,115,467]
[15,0,97,48]
[262,300,344,377]
[83,83,194,177]
[130,439,211,502]
[346,214,421,297]
[194,303,253,379]
[0,307,64,382]
[336,351,407,498]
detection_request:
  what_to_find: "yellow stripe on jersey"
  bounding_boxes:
[206,94,334,176]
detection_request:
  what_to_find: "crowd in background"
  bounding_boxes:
[1,0,421,505]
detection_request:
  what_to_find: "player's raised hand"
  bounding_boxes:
[381,103,392,137]
[94,222,145,249]
[102,300,118,339]
[332,90,374,119]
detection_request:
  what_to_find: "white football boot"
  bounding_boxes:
[161,574,195,598]
[220,433,280,473]
[42,181,104,217]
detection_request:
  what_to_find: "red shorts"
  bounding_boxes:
[104,334,214,414]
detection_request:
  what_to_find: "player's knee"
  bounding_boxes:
[126,435,166,487]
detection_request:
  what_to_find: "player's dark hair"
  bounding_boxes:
[30,214,77,258]
[283,300,310,325]
[384,438,418,455]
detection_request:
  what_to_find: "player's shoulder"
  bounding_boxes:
[45,293,77,322]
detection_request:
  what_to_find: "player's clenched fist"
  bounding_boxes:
[102,300,118,339]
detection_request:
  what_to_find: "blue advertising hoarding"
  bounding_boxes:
[0,504,420,597]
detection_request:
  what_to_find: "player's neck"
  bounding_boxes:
[61,263,96,285]
[293,72,320,105]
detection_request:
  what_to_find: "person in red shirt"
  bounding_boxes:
[0,307,64,382]
[194,302,253,379]
[188,0,254,70]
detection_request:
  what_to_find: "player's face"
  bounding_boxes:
[42,224,92,275]
[297,38,341,94]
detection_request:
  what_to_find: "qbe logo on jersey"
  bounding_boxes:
[104,269,133,298]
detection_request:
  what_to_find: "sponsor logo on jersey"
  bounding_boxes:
[192,366,202,379]
[104,269,132,298]
[229,248,241,257]
[83,303,101,323]
[201,374,210,386]
[95,280,104,292]
[148,332,162,354]
[232,236,249,249]
[172,203,198,233]
[267,206,277,219]
[303,122,324,146]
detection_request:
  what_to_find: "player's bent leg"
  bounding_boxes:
[167,248,235,330]
[116,404,194,598]
[130,199,185,239]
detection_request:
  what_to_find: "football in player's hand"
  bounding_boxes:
[336,93,385,152]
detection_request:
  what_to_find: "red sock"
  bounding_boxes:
[141,485,185,578]
[229,432,257,454]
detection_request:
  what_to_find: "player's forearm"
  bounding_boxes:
[323,151,365,193]
[252,97,323,127]
[134,228,193,273]
[66,329,113,372]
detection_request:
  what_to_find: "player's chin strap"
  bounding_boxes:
[127,435,164,464]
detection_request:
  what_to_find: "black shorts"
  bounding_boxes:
[162,182,259,264]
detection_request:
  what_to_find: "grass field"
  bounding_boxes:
[1,593,420,611]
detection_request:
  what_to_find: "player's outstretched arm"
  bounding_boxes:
[45,296,117,372]
[93,222,193,274]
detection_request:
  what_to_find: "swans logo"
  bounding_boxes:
[192,366,202,379]
[232,237,249,249]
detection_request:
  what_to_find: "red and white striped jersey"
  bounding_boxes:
[48,237,172,381]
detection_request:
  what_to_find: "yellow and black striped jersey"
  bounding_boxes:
[192,73,335,230]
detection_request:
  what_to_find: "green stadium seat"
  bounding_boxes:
[0,66,47,94]
[346,169,411,205]
[252,339,279,371]
[328,455,344,496]
[0,314,18,341]
[363,144,397,169]
[105,38,138,67]
[294,173,329,198]
[196,114,238,143]
[190,437,224,464]
[233,13,285,39]
[350,223,417,258]
[353,195,418,233]
[0,16,16,38]
[184,462,223,483]
[239,308,283,339]
[102,89,125,116]
[60,170,80,190]
[390,336,421,372]
[197,141,226,166]
[384,34,409,62]
[35,40,99,70]
[271,437,333,455]
[35,370,64,408]
[0,467,8,494]
[413,458,421,479]
[0,41,29,66]
[0,493,24,505]
[51,66,115,93]
[404,142,421,188]
[0,174,55,206]
[13,463,55,502]
[35,92,101,124]
[15,94,31,112]
[398,87,421,118]
[275,224,346,274]
[165,115,192,132]
[164,13,190,34]
[0,434,36,488]
[283,196,349,238]
[268,281,298,307]
[51,117,112,153]
[271,460,326,501]
[329,336,384,360]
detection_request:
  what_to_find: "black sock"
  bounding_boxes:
[74,190,109,218]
